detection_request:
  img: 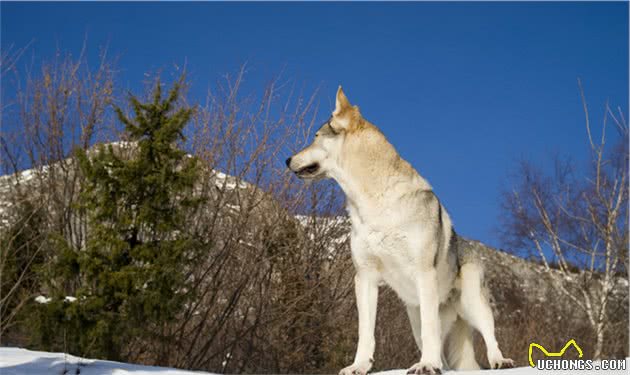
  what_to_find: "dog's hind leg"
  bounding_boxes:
[445,317,480,370]
[457,263,514,370]
[437,302,458,370]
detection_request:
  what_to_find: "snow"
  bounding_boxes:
[34,296,78,304]
[1,348,627,375]
[0,348,215,375]
[375,361,629,375]
[212,171,248,190]
[34,296,51,304]
[107,141,135,149]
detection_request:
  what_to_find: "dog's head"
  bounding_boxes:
[286,86,360,180]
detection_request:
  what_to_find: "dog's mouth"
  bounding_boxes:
[296,163,320,177]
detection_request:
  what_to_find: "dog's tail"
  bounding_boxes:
[445,317,481,370]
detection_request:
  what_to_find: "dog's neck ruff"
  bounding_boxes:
[329,156,431,227]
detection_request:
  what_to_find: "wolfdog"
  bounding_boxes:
[286,88,514,374]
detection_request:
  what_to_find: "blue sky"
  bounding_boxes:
[1,2,628,249]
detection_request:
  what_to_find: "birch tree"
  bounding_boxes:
[500,81,628,359]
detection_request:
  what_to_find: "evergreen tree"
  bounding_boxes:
[36,81,203,362]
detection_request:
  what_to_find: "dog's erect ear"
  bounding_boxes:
[333,86,351,116]
[331,86,353,131]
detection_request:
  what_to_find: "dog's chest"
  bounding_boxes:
[350,221,421,304]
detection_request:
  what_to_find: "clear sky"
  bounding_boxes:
[1,2,628,249]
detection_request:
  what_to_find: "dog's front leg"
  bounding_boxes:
[340,270,378,375]
[407,268,442,375]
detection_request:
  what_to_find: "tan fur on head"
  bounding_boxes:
[332,86,362,132]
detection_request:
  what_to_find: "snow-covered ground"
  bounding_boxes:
[1,348,628,375]
[0,348,214,375]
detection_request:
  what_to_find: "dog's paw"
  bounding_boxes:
[490,358,514,369]
[406,361,442,375]
[339,359,373,375]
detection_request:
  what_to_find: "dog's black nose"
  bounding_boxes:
[285,157,292,168]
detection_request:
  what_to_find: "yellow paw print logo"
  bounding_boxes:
[528,339,583,367]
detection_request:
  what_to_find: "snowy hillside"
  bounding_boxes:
[0,141,253,229]
[1,348,628,375]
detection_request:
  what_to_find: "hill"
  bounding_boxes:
[0,145,627,372]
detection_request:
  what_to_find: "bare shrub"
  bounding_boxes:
[0,46,115,345]
[154,69,355,373]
